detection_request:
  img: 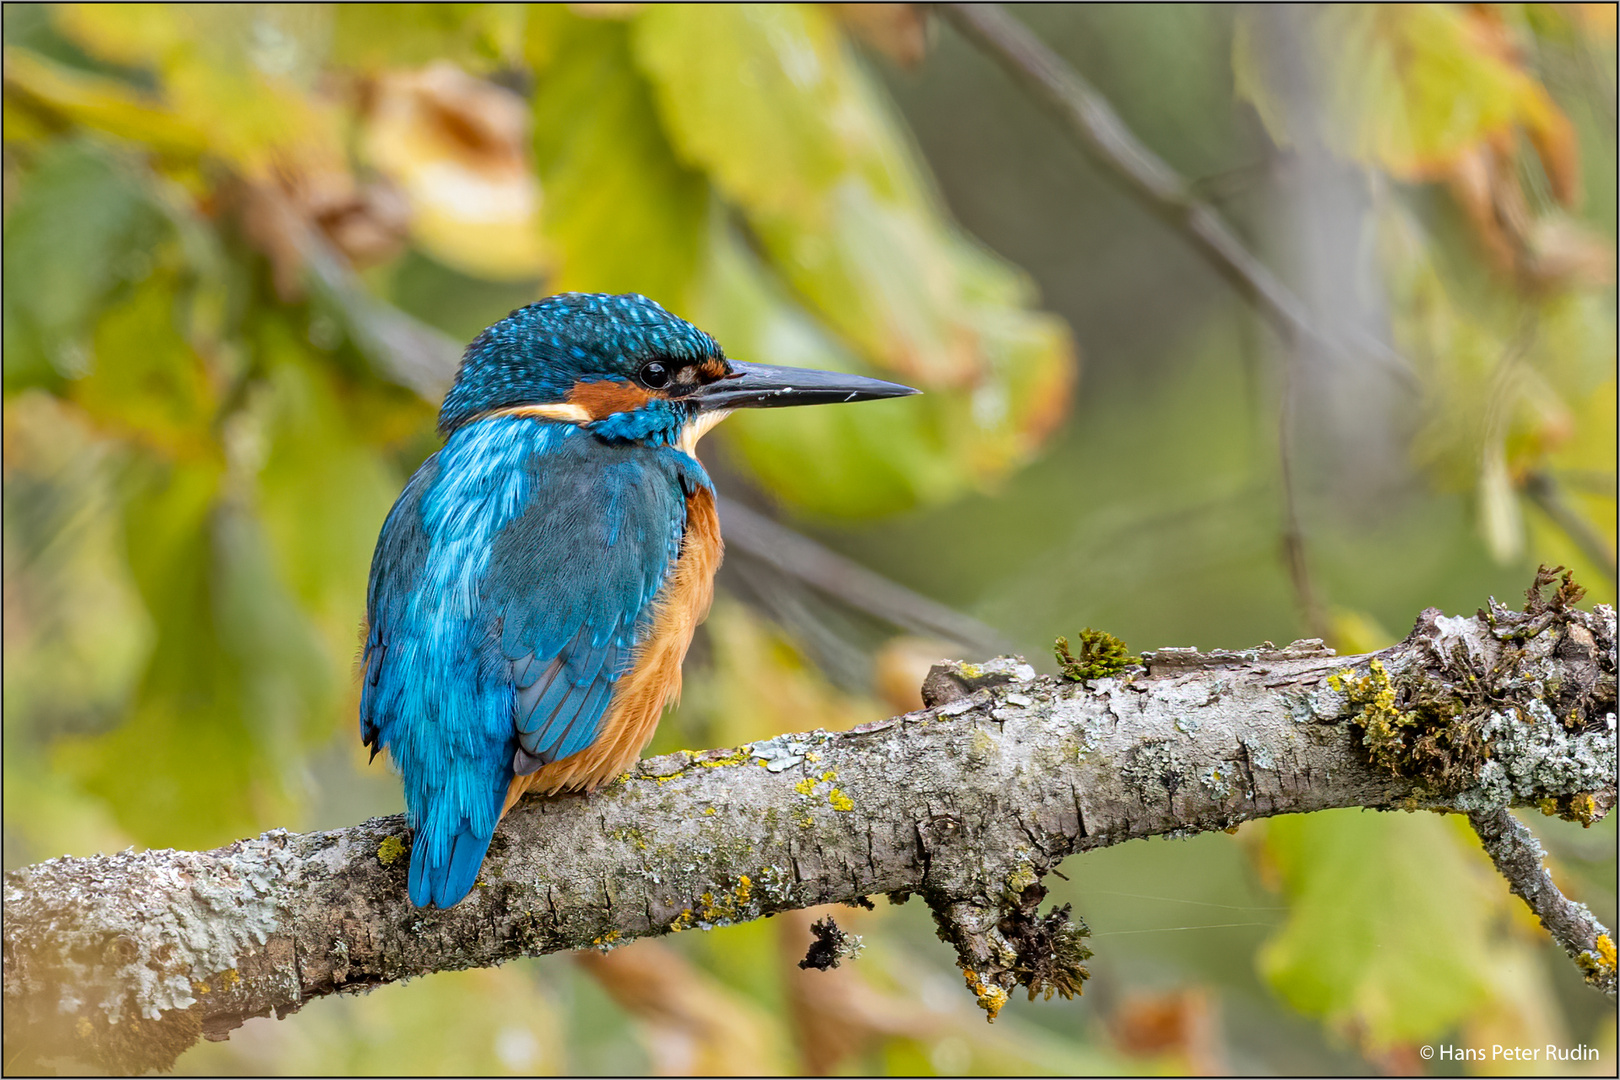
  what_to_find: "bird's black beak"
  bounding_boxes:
[691,361,920,412]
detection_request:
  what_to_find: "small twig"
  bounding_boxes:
[294,225,464,400]
[1522,472,1619,592]
[1467,807,1617,999]
[718,498,1012,655]
[935,3,1416,388]
[1276,345,1330,641]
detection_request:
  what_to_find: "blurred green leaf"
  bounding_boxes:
[698,224,1073,516]
[2,137,170,391]
[52,3,341,178]
[330,3,526,73]
[633,4,990,383]
[72,270,219,458]
[59,457,332,849]
[529,17,708,312]
[634,4,1076,512]
[1,46,210,158]
[695,226,961,515]
[1235,6,1576,189]
[177,965,566,1076]
[1257,810,1502,1047]
[253,317,404,659]
[633,5,854,215]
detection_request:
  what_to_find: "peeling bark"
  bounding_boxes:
[5,601,1615,1073]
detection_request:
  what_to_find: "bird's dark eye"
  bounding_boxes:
[639,362,671,389]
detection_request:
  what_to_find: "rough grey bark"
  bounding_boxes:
[1467,806,1617,996]
[5,598,1616,1074]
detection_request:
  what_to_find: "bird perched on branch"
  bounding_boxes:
[361,293,917,908]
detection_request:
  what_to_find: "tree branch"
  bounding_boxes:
[5,597,1614,1073]
[1466,807,1617,997]
[1522,471,1620,593]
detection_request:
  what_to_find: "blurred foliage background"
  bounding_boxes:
[2,3,1615,1075]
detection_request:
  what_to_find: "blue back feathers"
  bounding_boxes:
[363,294,719,908]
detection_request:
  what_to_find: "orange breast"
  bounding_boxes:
[504,486,723,810]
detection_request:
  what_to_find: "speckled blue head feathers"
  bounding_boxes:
[438,293,725,435]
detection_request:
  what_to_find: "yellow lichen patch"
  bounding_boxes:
[591,930,621,947]
[612,826,650,851]
[222,969,241,990]
[1344,660,1402,749]
[1578,934,1617,985]
[970,727,997,760]
[376,835,408,867]
[1337,658,1484,790]
[1595,934,1616,972]
[673,876,756,931]
[192,981,210,996]
[1573,794,1599,826]
[1546,792,1602,826]
[703,806,717,816]
[962,968,1007,1021]
[793,769,852,811]
[695,748,754,769]
[1004,863,1039,896]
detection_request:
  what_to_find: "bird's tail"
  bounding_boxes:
[409,816,494,908]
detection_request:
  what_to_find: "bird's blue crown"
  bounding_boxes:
[438,293,725,435]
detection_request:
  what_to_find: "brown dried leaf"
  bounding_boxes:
[1109,986,1225,1075]
[360,62,544,280]
[574,940,787,1075]
[829,4,930,68]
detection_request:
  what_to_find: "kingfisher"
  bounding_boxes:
[360,292,917,908]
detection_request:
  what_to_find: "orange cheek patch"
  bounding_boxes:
[569,379,653,420]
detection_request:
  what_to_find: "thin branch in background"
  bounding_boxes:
[1467,807,1618,999]
[718,498,1012,656]
[939,2,1343,638]
[935,2,1417,390]
[1276,346,1330,641]
[1523,471,1619,592]
[295,222,464,400]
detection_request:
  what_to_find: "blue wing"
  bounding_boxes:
[359,421,710,909]
[485,437,700,773]
[360,453,437,757]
